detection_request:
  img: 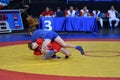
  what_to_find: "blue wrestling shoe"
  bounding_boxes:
[75,46,84,55]
[44,50,55,59]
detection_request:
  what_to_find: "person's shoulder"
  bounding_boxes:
[108,10,111,12]
[80,9,85,13]
[92,10,96,12]
[99,10,101,12]
[87,9,89,12]
[80,9,83,11]
[67,10,70,12]
[73,10,76,12]
[41,11,46,14]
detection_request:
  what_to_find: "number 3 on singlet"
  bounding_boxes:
[44,20,52,31]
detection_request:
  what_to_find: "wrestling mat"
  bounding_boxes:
[0,41,120,80]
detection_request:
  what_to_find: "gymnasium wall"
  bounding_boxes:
[29,0,120,17]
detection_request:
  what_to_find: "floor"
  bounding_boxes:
[0,28,120,80]
[0,28,120,42]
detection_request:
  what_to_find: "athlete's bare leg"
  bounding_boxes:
[41,39,51,53]
[54,36,84,55]
[55,36,76,48]
[60,48,71,58]
[41,35,84,58]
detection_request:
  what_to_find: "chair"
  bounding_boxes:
[117,13,120,19]
[99,13,108,21]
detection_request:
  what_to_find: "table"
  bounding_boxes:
[40,17,98,33]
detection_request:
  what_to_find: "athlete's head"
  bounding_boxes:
[28,42,38,50]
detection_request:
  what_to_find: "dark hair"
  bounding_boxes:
[28,42,33,50]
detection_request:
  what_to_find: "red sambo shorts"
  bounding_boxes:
[34,38,62,56]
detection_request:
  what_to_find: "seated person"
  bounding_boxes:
[40,6,54,17]
[65,6,76,17]
[92,9,104,28]
[54,7,64,17]
[80,6,90,17]
[106,5,119,28]
[75,7,80,17]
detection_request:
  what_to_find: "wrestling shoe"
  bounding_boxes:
[75,46,84,55]
[51,55,61,59]
[65,56,69,59]
[44,50,55,59]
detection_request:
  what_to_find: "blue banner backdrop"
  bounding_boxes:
[40,17,98,33]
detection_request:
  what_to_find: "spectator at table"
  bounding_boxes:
[65,6,76,17]
[75,7,80,17]
[40,6,54,17]
[64,8,68,16]
[92,9,104,28]
[80,6,90,17]
[54,7,64,17]
[106,5,119,29]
